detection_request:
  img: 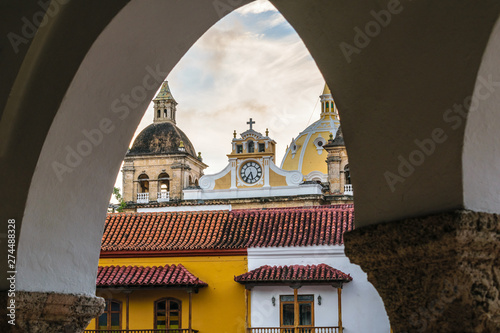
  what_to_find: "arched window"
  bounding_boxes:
[157,109,161,118]
[155,298,181,329]
[248,140,254,153]
[194,179,199,186]
[138,174,149,193]
[164,109,167,117]
[188,175,193,186]
[158,172,170,192]
[344,165,351,185]
[96,299,121,330]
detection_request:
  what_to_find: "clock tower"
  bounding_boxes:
[226,118,278,187]
[184,119,321,200]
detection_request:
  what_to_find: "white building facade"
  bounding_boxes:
[240,245,390,333]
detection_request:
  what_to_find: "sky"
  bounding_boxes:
[116,0,325,189]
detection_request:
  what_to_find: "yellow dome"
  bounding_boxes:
[280,84,340,180]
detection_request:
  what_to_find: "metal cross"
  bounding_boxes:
[247,118,255,130]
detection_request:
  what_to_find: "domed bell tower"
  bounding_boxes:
[121,81,208,208]
[153,81,177,124]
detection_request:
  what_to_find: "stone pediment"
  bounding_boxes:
[240,129,264,140]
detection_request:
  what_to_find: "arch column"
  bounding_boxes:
[0,0,251,331]
[0,291,104,332]
[345,211,500,332]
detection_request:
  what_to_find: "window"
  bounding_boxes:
[248,140,254,153]
[344,165,351,184]
[155,298,181,329]
[138,173,149,193]
[280,295,314,327]
[164,109,168,117]
[313,136,325,150]
[158,173,169,192]
[258,143,265,152]
[96,299,121,330]
[237,145,243,153]
[157,109,161,118]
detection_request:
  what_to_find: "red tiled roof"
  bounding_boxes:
[101,206,354,252]
[262,204,353,211]
[234,264,352,285]
[96,264,207,288]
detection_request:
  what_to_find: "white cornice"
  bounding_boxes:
[248,245,345,259]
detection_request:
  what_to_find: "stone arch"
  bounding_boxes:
[11,0,253,296]
[2,1,500,331]
[138,173,150,193]
[463,17,500,214]
[158,172,170,192]
[344,164,351,185]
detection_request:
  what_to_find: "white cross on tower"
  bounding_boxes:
[247,118,255,130]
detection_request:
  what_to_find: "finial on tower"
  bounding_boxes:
[154,81,176,102]
[266,128,269,136]
[233,130,237,138]
[322,83,332,96]
[178,140,185,152]
[247,118,255,130]
[153,81,178,124]
[320,83,336,118]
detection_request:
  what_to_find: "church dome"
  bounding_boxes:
[281,84,340,178]
[127,122,197,157]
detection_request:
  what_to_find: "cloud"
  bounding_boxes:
[236,0,278,15]
[128,2,324,181]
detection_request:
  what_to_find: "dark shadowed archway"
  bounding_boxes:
[1,0,500,331]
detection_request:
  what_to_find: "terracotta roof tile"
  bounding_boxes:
[234,264,352,284]
[97,264,207,288]
[101,206,354,252]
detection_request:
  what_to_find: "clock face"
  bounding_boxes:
[240,161,262,184]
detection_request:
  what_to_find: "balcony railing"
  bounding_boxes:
[248,327,339,333]
[343,184,353,196]
[137,192,149,203]
[83,328,198,333]
[157,191,170,202]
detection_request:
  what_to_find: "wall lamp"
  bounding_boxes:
[272,296,276,306]
[317,295,322,305]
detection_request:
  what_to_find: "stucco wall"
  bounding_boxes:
[247,246,390,333]
[88,255,248,332]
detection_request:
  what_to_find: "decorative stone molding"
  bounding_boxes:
[304,170,328,182]
[199,163,232,190]
[344,210,500,333]
[268,160,303,185]
[0,291,104,333]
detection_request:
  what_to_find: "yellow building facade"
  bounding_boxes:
[183,119,324,201]
[86,255,247,332]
